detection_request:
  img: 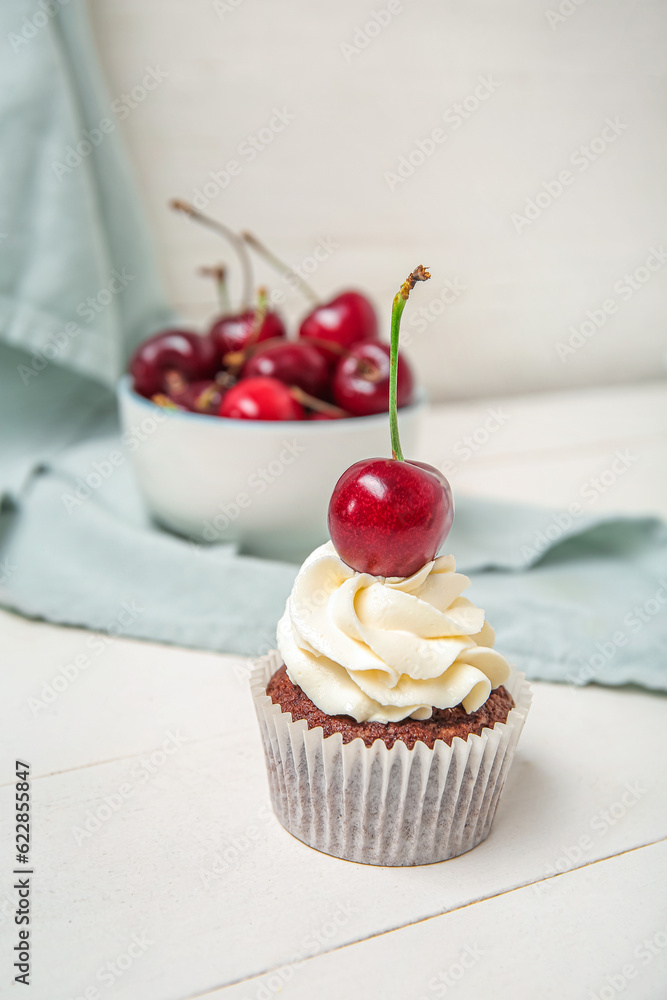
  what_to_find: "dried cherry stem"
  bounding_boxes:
[223,334,345,374]
[289,386,349,417]
[223,289,269,376]
[200,264,230,314]
[356,358,381,382]
[151,393,184,410]
[247,287,268,348]
[215,370,237,389]
[301,335,345,356]
[170,199,253,311]
[192,382,221,413]
[242,231,320,307]
[163,369,188,396]
[389,265,430,460]
[222,335,285,371]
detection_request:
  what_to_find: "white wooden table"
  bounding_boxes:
[3,381,667,999]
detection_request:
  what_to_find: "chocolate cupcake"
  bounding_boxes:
[249,545,531,866]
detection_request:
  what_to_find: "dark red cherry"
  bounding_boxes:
[170,379,223,414]
[210,310,285,358]
[332,342,414,416]
[328,458,453,577]
[218,376,304,421]
[309,412,344,420]
[242,341,329,398]
[240,232,377,360]
[129,329,218,398]
[299,291,378,362]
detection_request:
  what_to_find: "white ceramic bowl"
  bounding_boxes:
[117,376,426,562]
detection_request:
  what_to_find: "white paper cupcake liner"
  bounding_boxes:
[249,651,532,866]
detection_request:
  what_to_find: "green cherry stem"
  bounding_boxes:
[389,265,431,460]
[222,287,269,376]
[200,264,230,314]
[170,199,253,311]
[248,286,268,346]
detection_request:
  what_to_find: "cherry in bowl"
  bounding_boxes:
[129,329,218,399]
[219,376,304,421]
[242,341,329,398]
[332,341,413,416]
[298,290,379,362]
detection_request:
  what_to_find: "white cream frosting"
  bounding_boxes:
[276,542,510,724]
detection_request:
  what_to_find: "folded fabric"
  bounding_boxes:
[1,419,665,695]
[0,1,174,391]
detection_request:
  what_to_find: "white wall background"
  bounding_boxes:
[89,0,667,402]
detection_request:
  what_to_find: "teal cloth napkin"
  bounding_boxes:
[0,0,174,501]
[1,2,665,693]
[1,409,666,693]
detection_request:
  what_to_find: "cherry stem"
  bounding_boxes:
[215,370,237,388]
[222,334,283,371]
[151,393,184,410]
[170,199,253,311]
[163,369,188,396]
[193,383,220,413]
[301,335,345,356]
[200,264,230,314]
[389,265,431,460]
[223,334,346,375]
[248,287,268,345]
[357,358,381,382]
[242,231,320,307]
[222,288,268,377]
[289,386,349,417]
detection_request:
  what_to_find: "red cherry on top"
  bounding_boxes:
[219,376,304,421]
[333,341,414,416]
[328,458,453,577]
[210,309,285,357]
[299,291,378,361]
[129,329,218,398]
[327,264,446,577]
[242,341,329,398]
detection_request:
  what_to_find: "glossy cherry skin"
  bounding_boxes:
[170,379,223,414]
[328,458,453,577]
[299,291,378,361]
[129,329,219,398]
[332,342,414,416]
[218,376,304,421]
[210,310,285,357]
[242,341,329,398]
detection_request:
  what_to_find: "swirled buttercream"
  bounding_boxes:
[276,542,510,723]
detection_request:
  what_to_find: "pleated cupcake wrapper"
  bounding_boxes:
[250,651,532,866]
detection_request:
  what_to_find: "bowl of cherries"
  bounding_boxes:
[118,202,425,561]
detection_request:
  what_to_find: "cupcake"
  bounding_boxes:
[249,267,531,865]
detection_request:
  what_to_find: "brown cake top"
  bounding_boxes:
[267,664,514,750]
